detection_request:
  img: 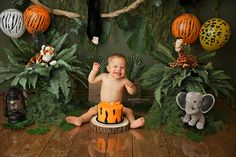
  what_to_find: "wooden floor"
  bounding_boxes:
[0,97,236,157]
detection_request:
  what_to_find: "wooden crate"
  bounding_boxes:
[88,82,102,103]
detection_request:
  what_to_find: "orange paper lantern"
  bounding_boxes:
[24,5,51,34]
[171,13,201,44]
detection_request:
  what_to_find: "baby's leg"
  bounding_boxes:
[130,117,145,129]
[66,105,97,126]
[123,107,145,129]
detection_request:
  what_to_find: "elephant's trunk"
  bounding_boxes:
[186,106,199,115]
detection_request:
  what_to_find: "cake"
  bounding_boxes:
[97,102,124,124]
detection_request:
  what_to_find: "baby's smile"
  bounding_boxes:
[114,71,121,75]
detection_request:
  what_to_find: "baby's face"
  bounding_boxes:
[107,57,126,79]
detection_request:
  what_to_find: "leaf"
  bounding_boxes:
[9,38,35,63]
[50,33,68,52]
[59,120,76,131]
[7,55,20,66]
[156,41,175,60]
[115,14,133,31]
[127,26,145,54]
[11,76,20,86]
[49,79,60,99]
[172,69,187,87]
[55,44,77,62]
[19,77,27,89]
[4,119,33,130]
[51,69,71,100]
[154,86,162,107]
[26,126,50,135]
[197,52,216,64]
[0,72,18,84]
[209,81,235,91]
[126,55,144,81]
[185,81,205,93]
[212,72,231,80]
[57,59,72,71]
[28,74,38,89]
[59,72,71,100]
[140,64,165,89]
[0,64,17,73]
[34,66,51,77]
[152,41,176,65]
[193,67,208,83]
[71,66,86,77]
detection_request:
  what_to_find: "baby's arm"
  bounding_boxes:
[123,79,137,95]
[88,62,103,83]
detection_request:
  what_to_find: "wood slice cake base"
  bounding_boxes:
[90,116,129,134]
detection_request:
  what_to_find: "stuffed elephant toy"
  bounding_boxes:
[176,91,215,129]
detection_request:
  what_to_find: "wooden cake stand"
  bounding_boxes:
[90,116,129,134]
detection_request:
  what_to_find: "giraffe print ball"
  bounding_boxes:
[200,18,231,52]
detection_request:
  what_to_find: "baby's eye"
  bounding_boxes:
[120,67,124,69]
[114,66,117,68]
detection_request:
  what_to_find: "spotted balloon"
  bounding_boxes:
[0,9,25,38]
[199,18,231,52]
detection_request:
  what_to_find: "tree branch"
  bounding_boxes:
[30,0,144,19]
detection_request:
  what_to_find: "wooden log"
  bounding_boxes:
[90,116,129,134]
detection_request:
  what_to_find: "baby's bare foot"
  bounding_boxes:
[66,116,82,126]
[130,117,145,129]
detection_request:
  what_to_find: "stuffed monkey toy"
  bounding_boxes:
[87,0,102,45]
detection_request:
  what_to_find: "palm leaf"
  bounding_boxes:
[126,55,144,81]
[115,14,130,30]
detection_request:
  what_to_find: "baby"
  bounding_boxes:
[66,53,145,128]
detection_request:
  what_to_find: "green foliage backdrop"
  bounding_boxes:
[0,0,235,138]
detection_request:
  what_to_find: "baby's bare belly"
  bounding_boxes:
[100,89,123,102]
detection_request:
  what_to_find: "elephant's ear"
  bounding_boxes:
[176,92,187,110]
[201,94,215,113]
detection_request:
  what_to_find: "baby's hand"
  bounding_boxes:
[92,62,100,72]
[124,79,134,88]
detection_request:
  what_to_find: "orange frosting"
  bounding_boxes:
[97,102,123,124]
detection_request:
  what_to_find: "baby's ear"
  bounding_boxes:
[106,65,110,72]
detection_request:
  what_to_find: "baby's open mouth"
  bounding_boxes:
[114,71,121,76]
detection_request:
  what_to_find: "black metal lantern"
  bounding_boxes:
[3,86,26,123]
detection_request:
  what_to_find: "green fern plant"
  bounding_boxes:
[140,41,234,138]
[0,31,87,124]
[86,55,108,74]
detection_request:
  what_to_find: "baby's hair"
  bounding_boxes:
[107,53,127,65]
